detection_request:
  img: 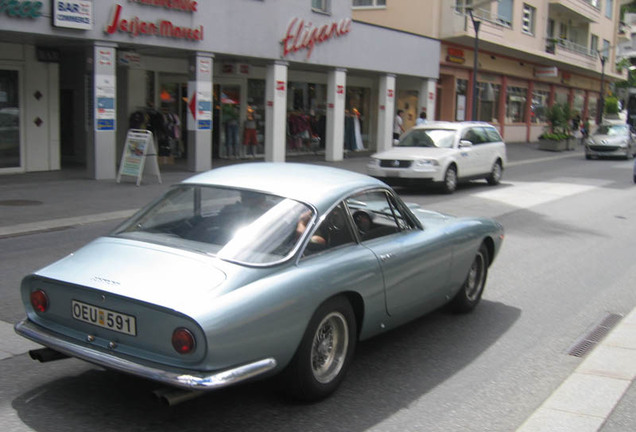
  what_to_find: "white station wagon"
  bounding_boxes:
[367,121,507,193]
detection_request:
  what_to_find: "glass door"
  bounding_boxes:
[0,69,21,169]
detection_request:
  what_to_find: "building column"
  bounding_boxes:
[376,74,396,153]
[90,43,117,180]
[265,61,288,162]
[418,78,437,121]
[326,68,347,161]
[186,52,214,172]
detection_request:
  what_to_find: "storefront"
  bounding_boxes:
[438,42,605,142]
[0,1,439,177]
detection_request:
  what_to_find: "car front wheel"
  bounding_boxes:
[486,160,502,185]
[441,165,457,194]
[449,244,489,313]
[283,296,357,401]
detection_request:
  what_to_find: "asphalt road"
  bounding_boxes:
[1,151,635,431]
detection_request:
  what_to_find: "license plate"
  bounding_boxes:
[72,300,137,336]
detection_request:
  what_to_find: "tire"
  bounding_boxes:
[283,296,357,401]
[441,165,457,194]
[486,160,503,186]
[448,244,489,313]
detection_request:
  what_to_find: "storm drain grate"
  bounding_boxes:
[567,313,623,358]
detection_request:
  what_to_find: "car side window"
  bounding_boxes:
[346,190,412,241]
[470,127,489,145]
[484,127,503,143]
[301,203,356,258]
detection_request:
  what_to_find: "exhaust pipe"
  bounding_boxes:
[29,348,69,363]
[153,387,205,406]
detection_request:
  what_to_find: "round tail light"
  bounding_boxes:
[30,289,49,313]
[172,328,196,354]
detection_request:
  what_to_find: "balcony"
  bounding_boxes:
[545,37,598,69]
[548,0,600,24]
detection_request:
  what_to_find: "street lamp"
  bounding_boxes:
[597,52,607,125]
[469,9,481,121]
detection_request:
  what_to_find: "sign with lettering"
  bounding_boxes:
[105,3,203,41]
[117,129,162,186]
[0,0,43,18]
[53,0,93,30]
[282,17,351,59]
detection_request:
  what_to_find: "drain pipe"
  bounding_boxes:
[29,348,69,362]
[153,387,206,406]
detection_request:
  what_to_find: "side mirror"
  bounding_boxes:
[459,140,473,148]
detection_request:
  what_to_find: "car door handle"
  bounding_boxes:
[380,253,394,262]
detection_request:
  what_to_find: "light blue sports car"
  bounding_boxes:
[15,163,504,404]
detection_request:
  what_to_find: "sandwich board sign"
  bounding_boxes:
[117,129,162,186]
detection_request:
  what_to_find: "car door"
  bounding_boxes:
[457,127,480,176]
[346,190,453,326]
[471,126,503,174]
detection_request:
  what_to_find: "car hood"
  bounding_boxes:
[372,147,455,160]
[589,134,628,145]
[32,237,229,313]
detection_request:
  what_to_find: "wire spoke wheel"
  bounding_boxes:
[311,312,349,384]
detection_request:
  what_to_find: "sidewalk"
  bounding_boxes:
[1,142,634,430]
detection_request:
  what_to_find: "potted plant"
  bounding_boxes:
[538,103,575,151]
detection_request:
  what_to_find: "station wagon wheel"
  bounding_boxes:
[486,160,502,185]
[449,243,489,313]
[442,165,457,194]
[283,296,356,401]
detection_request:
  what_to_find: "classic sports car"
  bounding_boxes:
[15,163,504,403]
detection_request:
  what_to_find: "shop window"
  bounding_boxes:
[352,0,386,8]
[456,79,468,121]
[506,86,527,123]
[587,95,598,125]
[531,89,549,123]
[287,82,326,154]
[573,91,585,118]
[247,79,266,155]
[0,69,20,169]
[477,82,500,123]
[554,91,568,106]
[347,87,370,150]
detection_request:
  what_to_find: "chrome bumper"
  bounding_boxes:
[14,318,277,390]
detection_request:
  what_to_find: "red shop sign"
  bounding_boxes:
[282,17,352,59]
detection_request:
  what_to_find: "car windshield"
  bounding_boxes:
[112,185,312,265]
[395,129,456,149]
[595,124,629,136]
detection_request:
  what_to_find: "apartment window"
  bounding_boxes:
[497,0,513,27]
[312,0,330,13]
[605,0,613,19]
[602,39,610,59]
[352,0,386,7]
[522,4,536,35]
[454,0,472,13]
[590,34,599,56]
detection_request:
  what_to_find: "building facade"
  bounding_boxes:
[353,0,627,142]
[0,0,439,177]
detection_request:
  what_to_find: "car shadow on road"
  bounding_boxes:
[12,300,520,432]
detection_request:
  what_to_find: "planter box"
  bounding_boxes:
[538,139,574,152]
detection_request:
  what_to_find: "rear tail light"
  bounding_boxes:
[30,289,49,313]
[172,328,196,354]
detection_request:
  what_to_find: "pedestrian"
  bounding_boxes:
[393,109,405,140]
[416,111,428,126]
[580,117,590,145]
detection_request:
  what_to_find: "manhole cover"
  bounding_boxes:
[0,199,43,206]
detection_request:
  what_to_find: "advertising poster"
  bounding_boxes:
[53,0,93,30]
[95,74,115,130]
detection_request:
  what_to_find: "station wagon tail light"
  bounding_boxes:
[172,328,196,354]
[30,289,49,313]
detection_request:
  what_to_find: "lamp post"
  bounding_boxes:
[597,52,607,125]
[469,9,481,121]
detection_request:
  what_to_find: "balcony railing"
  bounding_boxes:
[545,37,596,58]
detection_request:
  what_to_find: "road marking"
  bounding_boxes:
[473,179,612,209]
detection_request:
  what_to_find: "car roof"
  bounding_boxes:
[412,121,496,130]
[181,162,387,213]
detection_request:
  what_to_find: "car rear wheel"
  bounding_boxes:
[441,165,457,194]
[486,160,502,185]
[449,244,489,313]
[283,296,356,401]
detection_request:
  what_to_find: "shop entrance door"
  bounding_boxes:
[216,84,241,159]
[0,69,21,170]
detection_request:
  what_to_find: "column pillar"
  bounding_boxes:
[326,68,347,161]
[376,74,396,153]
[91,43,117,179]
[265,61,288,162]
[187,52,214,172]
[418,78,437,120]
